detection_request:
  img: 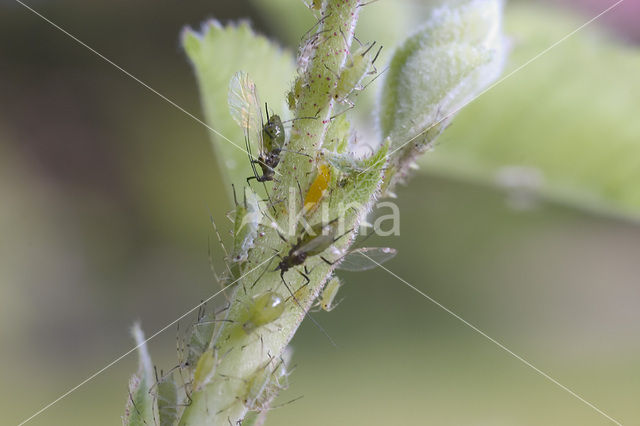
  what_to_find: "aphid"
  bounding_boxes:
[228,71,285,183]
[329,40,383,107]
[191,348,217,391]
[274,219,350,289]
[302,162,331,216]
[318,276,342,312]
[243,357,290,412]
[185,305,217,368]
[230,185,263,268]
[242,291,286,333]
[156,371,179,426]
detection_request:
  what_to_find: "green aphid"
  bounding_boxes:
[319,276,342,312]
[332,41,383,106]
[243,357,290,412]
[185,308,217,368]
[243,291,286,333]
[156,372,179,426]
[192,349,216,391]
[231,185,263,268]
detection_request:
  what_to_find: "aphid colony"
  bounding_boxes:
[220,26,395,324]
[136,4,395,423]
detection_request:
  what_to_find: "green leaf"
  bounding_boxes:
[379,0,506,189]
[182,21,296,198]
[421,4,640,218]
[124,323,157,426]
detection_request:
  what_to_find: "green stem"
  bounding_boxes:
[178,2,366,424]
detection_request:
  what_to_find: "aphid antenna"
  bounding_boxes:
[357,0,381,9]
[279,148,313,159]
[208,238,228,300]
[195,318,235,326]
[209,213,235,279]
[280,115,319,125]
[300,11,332,42]
[329,103,355,121]
[264,395,305,412]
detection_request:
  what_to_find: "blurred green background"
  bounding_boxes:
[1,0,639,425]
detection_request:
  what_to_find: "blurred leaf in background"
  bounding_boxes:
[423,3,640,219]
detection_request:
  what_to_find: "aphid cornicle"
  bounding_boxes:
[228,71,285,183]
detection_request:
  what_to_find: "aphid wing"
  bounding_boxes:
[228,71,263,146]
[336,247,397,271]
[296,233,334,257]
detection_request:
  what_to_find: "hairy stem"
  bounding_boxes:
[178,2,370,425]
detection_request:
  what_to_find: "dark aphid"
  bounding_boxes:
[275,219,350,287]
[249,107,285,183]
[228,71,286,184]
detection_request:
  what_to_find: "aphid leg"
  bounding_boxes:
[320,256,335,266]
[371,44,383,67]
[296,178,305,208]
[250,256,276,290]
[301,12,331,42]
[296,268,311,286]
[352,34,364,48]
[360,64,389,93]
[338,29,355,64]
[231,183,239,206]
[244,134,260,182]
[360,40,377,58]
[323,63,340,79]
[273,226,289,244]
[329,100,355,121]
[357,0,380,8]
[261,181,278,215]
[280,270,336,346]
